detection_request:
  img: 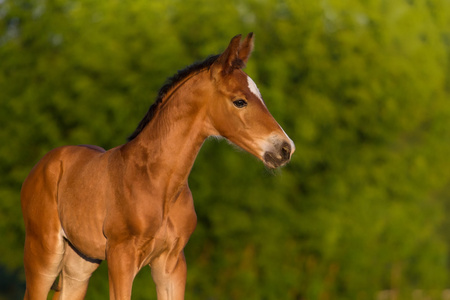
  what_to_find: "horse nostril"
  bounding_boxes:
[281,142,291,161]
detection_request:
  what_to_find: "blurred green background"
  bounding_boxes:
[2,0,450,299]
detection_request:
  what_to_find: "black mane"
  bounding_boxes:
[127,54,220,141]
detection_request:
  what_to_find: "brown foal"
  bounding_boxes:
[21,33,294,300]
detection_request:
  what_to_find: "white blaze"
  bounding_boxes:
[247,75,296,159]
[247,76,264,103]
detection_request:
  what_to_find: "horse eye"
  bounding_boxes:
[233,99,247,108]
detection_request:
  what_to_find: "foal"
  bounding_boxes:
[21,33,294,300]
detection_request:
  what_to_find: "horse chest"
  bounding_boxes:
[152,222,173,250]
[136,219,183,267]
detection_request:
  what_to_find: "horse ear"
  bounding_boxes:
[212,33,254,78]
[238,32,254,65]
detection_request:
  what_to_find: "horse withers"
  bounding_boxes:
[21,33,294,300]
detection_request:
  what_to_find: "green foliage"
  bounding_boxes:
[2,0,450,299]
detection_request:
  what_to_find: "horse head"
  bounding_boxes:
[206,33,295,169]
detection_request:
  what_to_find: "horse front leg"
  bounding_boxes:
[150,251,187,300]
[106,242,140,300]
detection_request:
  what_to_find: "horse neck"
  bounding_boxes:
[122,71,211,188]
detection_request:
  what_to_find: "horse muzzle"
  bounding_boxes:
[263,139,295,169]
